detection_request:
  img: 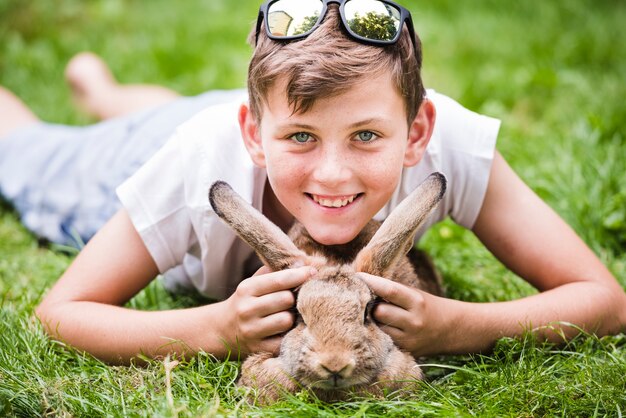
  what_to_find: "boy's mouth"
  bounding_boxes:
[307,193,362,208]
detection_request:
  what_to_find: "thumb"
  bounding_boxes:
[259,336,282,356]
[253,265,273,276]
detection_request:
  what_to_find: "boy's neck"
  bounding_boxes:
[262,179,294,233]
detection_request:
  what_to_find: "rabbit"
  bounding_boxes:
[208,172,447,403]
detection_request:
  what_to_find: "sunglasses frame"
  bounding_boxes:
[254,0,418,57]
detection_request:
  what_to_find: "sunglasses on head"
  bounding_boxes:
[255,0,418,56]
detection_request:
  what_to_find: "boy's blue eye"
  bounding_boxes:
[292,132,311,143]
[357,131,375,142]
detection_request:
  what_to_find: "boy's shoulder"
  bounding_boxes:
[375,90,501,233]
[165,92,260,209]
[176,92,248,140]
[427,89,500,155]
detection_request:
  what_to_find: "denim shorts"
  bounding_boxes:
[0,89,246,247]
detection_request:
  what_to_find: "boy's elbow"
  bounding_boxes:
[618,293,626,333]
[35,300,52,333]
[598,283,626,336]
[35,297,62,337]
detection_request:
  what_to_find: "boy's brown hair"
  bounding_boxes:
[247,4,425,126]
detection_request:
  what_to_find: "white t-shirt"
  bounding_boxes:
[117,90,500,299]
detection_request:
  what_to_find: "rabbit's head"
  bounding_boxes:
[280,267,396,389]
[209,173,446,390]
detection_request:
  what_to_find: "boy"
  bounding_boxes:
[1,0,625,364]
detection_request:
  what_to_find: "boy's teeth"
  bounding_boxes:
[312,194,357,208]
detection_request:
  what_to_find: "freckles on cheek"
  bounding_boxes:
[270,158,305,183]
[268,158,307,199]
[361,154,404,187]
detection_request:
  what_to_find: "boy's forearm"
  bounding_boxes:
[435,281,626,356]
[36,301,234,364]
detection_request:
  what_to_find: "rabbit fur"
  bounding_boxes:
[208,172,447,403]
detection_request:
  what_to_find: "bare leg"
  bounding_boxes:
[0,87,40,139]
[65,52,181,121]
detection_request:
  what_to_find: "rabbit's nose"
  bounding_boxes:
[319,356,355,380]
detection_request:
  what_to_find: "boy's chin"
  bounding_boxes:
[306,227,361,246]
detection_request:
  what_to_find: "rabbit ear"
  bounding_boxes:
[209,181,309,271]
[354,172,447,277]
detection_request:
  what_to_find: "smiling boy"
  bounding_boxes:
[1,0,625,364]
[247,72,423,245]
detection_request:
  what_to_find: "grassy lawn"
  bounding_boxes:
[1,0,625,416]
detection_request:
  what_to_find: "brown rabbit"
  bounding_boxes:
[208,172,447,403]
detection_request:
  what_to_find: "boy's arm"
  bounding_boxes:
[362,151,626,356]
[36,209,311,364]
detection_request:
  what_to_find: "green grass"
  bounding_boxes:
[1,0,626,416]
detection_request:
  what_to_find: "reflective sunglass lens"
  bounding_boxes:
[267,0,323,37]
[344,0,401,42]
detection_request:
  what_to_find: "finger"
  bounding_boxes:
[373,302,410,330]
[253,289,296,318]
[377,324,410,349]
[253,265,273,276]
[236,310,292,347]
[245,266,316,296]
[256,311,295,337]
[257,336,282,356]
[358,272,416,309]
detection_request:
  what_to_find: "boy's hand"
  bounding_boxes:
[222,265,316,356]
[359,272,447,357]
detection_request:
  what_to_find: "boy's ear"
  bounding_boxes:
[404,99,436,167]
[238,102,266,168]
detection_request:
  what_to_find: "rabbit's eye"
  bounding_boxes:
[295,311,304,325]
[288,288,304,328]
[288,306,304,329]
[364,299,378,324]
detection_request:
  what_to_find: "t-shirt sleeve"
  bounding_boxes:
[116,131,196,273]
[431,92,500,229]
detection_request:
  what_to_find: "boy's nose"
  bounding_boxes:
[311,146,352,187]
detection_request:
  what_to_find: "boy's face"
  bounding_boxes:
[241,72,433,245]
